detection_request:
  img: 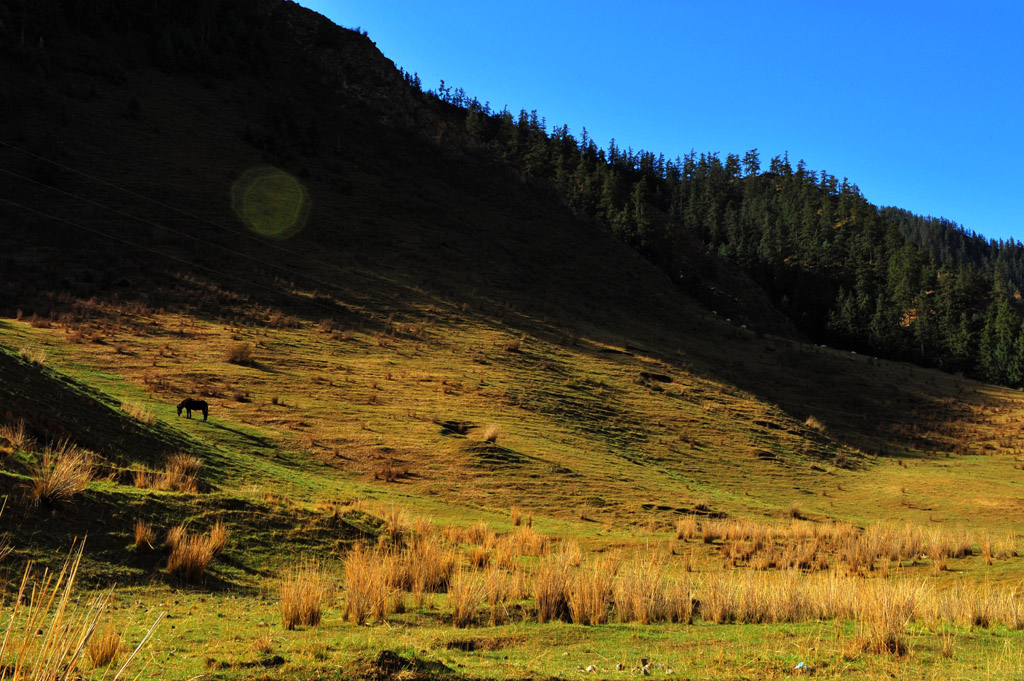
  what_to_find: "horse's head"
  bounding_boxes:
[176,401,184,416]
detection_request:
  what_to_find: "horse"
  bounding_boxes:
[176,398,209,422]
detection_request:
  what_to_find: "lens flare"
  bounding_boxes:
[231,167,310,239]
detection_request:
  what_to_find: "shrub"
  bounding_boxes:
[280,559,332,630]
[26,439,94,509]
[225,342,254,365]
[18,346,46,365]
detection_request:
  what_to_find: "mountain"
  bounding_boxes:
[3,2,1024,679]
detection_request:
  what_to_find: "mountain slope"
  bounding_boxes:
[0,0,1021,540]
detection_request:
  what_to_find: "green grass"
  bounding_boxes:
[2,7,1024,676]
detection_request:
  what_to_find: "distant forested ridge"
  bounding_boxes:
[419,82,1024,386]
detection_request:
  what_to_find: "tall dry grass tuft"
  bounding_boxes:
[663,578,694,624]
[510,505,523,527]
[379,505,412,547]
[207,520,230,556]
[405,534,457,602]
[481,424,500,443]
[134,520,156,550]
[484,567,514,626]
[0,539,162,681]
[26,439,94,509]
[165,524,227,583]
[87,622,122,668]
[225,342,254,365]
[855,580,923,656]
[614,556,665,624]
[120,401,156,425]
[0,418,32,452]
[534,550,574,623]
[368,551,404,622]
[567,555,618,625]
[449,568,487,628]
[161,454,202,493]
[280,559,332,629]
[675,515,699,541]
[343,544,374,625]
[135,454,202,493]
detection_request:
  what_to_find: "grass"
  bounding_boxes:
[26,439,94,509]
[165,524,228,583]
[4,5,1022,676]
[0,539,160,680]
[280,559,332,630]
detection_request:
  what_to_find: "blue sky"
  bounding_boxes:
[298,1,1023,242]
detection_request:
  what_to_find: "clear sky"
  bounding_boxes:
[298,1,1023,242]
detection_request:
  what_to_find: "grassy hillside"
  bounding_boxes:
[1,1,1024,679]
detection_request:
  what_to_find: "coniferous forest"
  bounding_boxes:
[420,83,1024,387]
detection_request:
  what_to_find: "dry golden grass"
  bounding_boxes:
[534,550,574,624]
[343,544,375,625]
[855,580,923,656]
[18,345,46,365]
[675,515,699,540]
[280,559,332,630]
[567,554,617,625]
[0,540,160,680]
[26,439,93,509]
[135,454,202,493]
[468,545,491,569]
[207,520,230,556]
[165,524,227,583]
[405,534,457,599]
[481,424,500,443]
[805,415,827,432]
[614,556,665,624]
[134,520,156,550]
[86,622,122,668]
[484,567,514,625]
[449,568,487,628]
[225,341,254,365]
[509,505,523,526]
[0,418,31,452]
[166,524,186,550]
[120,401,156,425]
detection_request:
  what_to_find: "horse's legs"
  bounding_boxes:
[202,410,208,422]
[185,408,192,419]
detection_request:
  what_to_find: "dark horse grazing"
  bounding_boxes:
[176,398,209,422]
